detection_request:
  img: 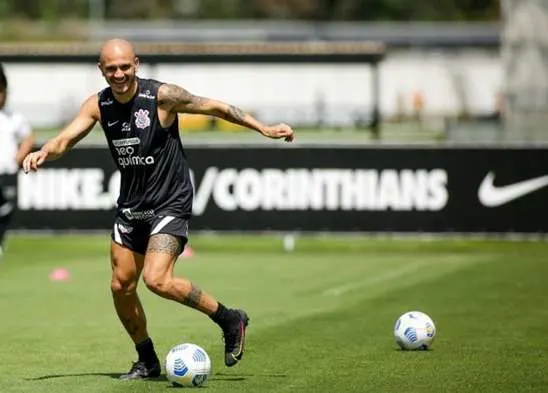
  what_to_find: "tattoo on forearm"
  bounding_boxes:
[160,84,249,125]
[147,234,183,256]
[226,105,246,123]
[183,283,203,308]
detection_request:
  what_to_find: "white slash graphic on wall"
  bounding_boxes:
[478,172,548,207]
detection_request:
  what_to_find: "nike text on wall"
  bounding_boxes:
[12,145,548,233]
[18,169,120,210]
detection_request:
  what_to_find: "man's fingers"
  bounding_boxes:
[22,152,46,172]
[36,154,46,166]
[30,154,39,171]
[264,124,294,141]
[23,155,33,173]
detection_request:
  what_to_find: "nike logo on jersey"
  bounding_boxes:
[478,171,548,207]
[107,120,119,127]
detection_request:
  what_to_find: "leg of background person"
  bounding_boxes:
[0,183,14,253]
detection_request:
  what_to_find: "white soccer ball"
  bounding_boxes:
[394,311,436,350]
[165,343,211,387]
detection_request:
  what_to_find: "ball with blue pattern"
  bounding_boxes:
[165,343,211,387]
[394,311,436,350]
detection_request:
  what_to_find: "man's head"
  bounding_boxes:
[0,63,7,110]
[98,38,139,97]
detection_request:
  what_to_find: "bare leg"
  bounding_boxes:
[110,241,149,344]
[142,234,218,314]
[143,234,249,368]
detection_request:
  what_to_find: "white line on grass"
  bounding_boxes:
[323,260,438,297]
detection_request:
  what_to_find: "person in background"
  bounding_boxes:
[0,64,35,257]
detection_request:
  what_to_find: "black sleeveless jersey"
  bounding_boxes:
[98,77,193,219]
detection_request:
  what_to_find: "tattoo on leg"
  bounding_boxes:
[183,282,203,308]
[147,234,182,255]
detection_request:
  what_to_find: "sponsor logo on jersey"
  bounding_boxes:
[121,122,131,133]
[118,155,155,169]
[191,167,449,215]
[112,137,140,147]
[111,137,154,168]
[100,99,113,106]
[116,223,133,233]
[134,109,151,129]
[138,90,155,100]
[122,208,155,221]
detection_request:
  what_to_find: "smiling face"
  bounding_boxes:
[98,39,139,101]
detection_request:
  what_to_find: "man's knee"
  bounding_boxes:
[111,276,138,295]
[110,244,141,296]
[142,270,172,296]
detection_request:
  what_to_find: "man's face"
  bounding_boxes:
[0,86,6,110]
[99,53,139,95]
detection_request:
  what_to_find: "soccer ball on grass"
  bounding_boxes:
[393,311,436,350]
[165,343,211,387]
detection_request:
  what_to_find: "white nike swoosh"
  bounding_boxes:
[478,171,548,207]
[108,121,119,127]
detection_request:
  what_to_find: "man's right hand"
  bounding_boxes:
[22,150,48,173]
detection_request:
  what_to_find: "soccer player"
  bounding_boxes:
[22,39,295,380]
[0,64,35,257]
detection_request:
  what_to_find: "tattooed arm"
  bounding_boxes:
[158,83,295,141]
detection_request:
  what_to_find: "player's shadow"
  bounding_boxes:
[212,372,287,381]
[392,348,435,353]
[28,372,287,384]
[26,373,168,382]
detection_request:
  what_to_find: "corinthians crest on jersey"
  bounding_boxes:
[134,109,151,129]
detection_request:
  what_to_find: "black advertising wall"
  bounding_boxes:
[12,146,548,233]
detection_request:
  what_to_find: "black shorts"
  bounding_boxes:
[111,212,190,255]
[0,174,17,219]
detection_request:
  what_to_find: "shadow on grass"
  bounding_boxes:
[212,372,287,382]
[27,372,286,383]
[26,373,168,382]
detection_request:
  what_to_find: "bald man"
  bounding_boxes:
[23,38,295,380]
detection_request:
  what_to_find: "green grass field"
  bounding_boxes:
[0,234,547,392]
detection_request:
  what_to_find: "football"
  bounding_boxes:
[165,343,211,387]
[394,311,436,350]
